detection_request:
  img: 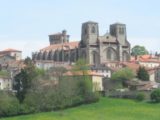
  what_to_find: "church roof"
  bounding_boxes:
[40,41,79,52]
[98,34,117,43]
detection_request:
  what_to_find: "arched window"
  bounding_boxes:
[64,54,69,62]
[119,27,124,34]
[92,51,99,65]
[37,52,41,60]
[70,52,76,62]
[106,48,117,61]
[59,51,63,61]
[122,51,129,61]
[54,51,59,61]
[91,26,96,33]
[48,51,52,60]
[84,28,87,34]
[81,51,86,59]
[43,51,48,60]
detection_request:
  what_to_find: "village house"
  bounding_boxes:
[0,48,22,61]
[0,74,12,90]
[64,70,104,92]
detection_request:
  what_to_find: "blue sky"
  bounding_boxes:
[0,0,159,58]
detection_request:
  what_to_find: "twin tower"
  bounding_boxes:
[79,21,130,64]
[81,21,127,46]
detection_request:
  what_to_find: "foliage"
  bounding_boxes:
[0,70,10,77]
[73,59,88,71]
[131,45,149,56]
[136,93,145,101]
[14,57,45,103]
[151,89,160,103]
[0,91,20,117]
[46,67,67,81]
[111,68,134,82]
[14,69,33,103]
[2,98,160,120]
[73,59,99,103]
[24,57,33,66]
[137,67,149,81]
[1,58,99,117]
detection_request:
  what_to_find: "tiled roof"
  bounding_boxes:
[1,48,21,52]
[40,41,79,52]
[121,62,140,73]
[131,54,160,64]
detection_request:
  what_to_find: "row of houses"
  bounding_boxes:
[0,48,160,92]
[34,54,160,91]
[0,48,23,90]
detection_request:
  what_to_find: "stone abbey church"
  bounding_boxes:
[32,21,131,65]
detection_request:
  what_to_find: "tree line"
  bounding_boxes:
[0,58,99,117]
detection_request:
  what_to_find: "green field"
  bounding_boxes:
[1,98,160,120]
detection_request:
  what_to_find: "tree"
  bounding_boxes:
[46,67,67,81]
[14,57,45,103]
[14,69,32,103]
[137,67,149,81]
[0,91,20,117]
[74,59,99,103]
[131,45,149,56]
[111,68,134,81]
[111,68,134,87]
[151,89,160,103]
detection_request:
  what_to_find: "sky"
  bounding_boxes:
[0,0,160,58]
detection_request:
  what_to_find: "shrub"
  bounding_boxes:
[137,66,149,81]
[111,68,134,88]
[151,89,160,103]
[136,93,145,101]
[0,91,20,117]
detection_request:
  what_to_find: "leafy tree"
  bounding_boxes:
[0,91,20,117]
[0,70,10,77]
[151,89,160,103]
[131,45,149,56]
[14,57,45,103]
[46,67,67,81]
[111,68,134,81]
[73,59,99,103]
[137,67,149,81]
[14,69,31,103]
[111,68,134,87]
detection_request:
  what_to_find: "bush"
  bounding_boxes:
[151,89,160,103]
[137,67,149,81]
[0,91,20,117]
[136,93,145,101]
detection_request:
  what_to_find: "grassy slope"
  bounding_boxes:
[1,98,160,120]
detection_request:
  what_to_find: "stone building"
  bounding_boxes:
[32,21,131,65]
[0,48,22,61]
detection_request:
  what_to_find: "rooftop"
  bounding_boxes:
[40,41,79,52]
[1,48,21,52]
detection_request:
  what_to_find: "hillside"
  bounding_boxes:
[1,98,160,120]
